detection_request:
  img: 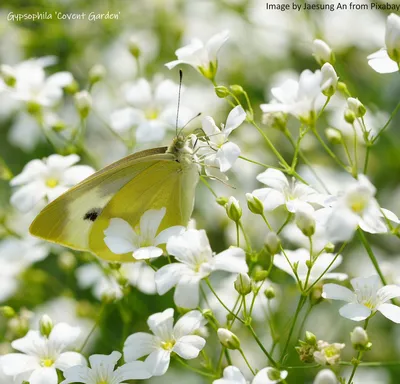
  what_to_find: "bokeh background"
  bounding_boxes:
[1,0,400,383]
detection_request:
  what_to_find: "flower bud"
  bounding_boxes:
[51,119,66,133]
[344,109,356,124]
[214,86,229,98]
[347,97,366,118]
[226,197,242,222]
[305,331,317,345]
[321,63,338,97]
[324,242,335,253]
[0,306,16,318]
[246,193,264,215]
[312,39,335,65]
[267,368,287,381]
[385,13,400,63]
[202,309,215,322]
[337,81,351,97]
[0,65,16,87]
[325,128,342,145]
[234,273,252,295]
[39,314,53,337]
[230,85,244,95]
[74,90,92,119]
[264,286,276,299]
[217,328,241,350]
[216,196,229,206]
[313,369,338,384]
[89,64,106,84]
[350,326,370,350]
[64,79,79,94]
[254,269,269,282]
[295,209,315,237]
[265,232,281,255]
[128,37,141,58]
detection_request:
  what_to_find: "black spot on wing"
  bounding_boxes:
[84,208,102,222]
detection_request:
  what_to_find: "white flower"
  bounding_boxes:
[1,323,85,384]
[252,168,327,213]
[321,63,338,97]
[104,207,185,260]
[0,236,50,302]
[260,69,327,122]
[122,261,157,295]
[10,154,95,212]
[76,263,123,301]
[199,105,246,179]
[124,308,206,376]
[312,39,334,65]
[368,14,400,73]
[155,229,248,308]
[61,351,150,384]
[213,366,288,384]
[110,77,192,143]
[273,249,347,289]
[313,369,338,384]
[325,175,399,242]
[322,275,400,323]
[313,341,345,366]
[3,56,73,108]
[165,30,229,80]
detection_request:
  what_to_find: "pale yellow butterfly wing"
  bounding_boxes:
[89,158,199,262]
[29,147,170,252]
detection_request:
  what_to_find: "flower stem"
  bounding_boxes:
[246,323,278,367]
[372,100,400,143]
[279,295,307,363]
[78,302,107,352]
[175,356,216,378]
[239,348,256,375]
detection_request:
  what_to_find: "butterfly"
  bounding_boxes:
[29,135,199,262]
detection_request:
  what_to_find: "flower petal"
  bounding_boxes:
[154,226,185,246]
[29,367,58,384]
[104,218,136,254]
[322,284,355,302]
[172,335,205,359]
[174,275,202,308]
[224,105,246,136]
[377,285,400,303]
[133,246,163,260]
[378,303,400,323]
[144,349,171,376]
[214,366,247,384]
[123,332,157,361]
[213,247,248,273]
[216,142,241,172]
[155,263,192,295]
[55,352,86,371]
[140,208,166,240]
[116,361,152,381]
[256,168,288,190]
[367,49,399,74]
[49,323,81,350]
[173,310,206,339]
[339,303,371,321]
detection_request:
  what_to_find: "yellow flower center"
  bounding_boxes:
[350,201,366,213]
[41,358,54,367]
[97,381,108,384]
[145,109,158,120]
[161,340,175,350]
[362,299,375,309]
[46,178,59,188]
[324,346,338,358]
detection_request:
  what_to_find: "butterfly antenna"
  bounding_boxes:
[177,112,202,137]
[176,70,183,137]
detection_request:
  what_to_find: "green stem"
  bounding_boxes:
[200,176,218,198]
[239,155,283,170]
[175,356,216,378]
[357,229,388,286]
[246,324,278,367]
[239,348,256,375]
[312,127,347,169]
[205,279,245,324]
[372,100,400,143]
[280,295,307,363]
[78,303,107,352]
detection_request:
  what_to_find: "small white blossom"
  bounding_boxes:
[252,169,327,213]
[1,322,85,384]
[61,351,150,384]
[104,207,185,260]
[325,175,399,242]
[165,30,229,80]
[321,63,338,97]
[110,77,192,143]
[2,56,73,108]
[313,340,345,366]
[260,69,328,123]
[312,39,334,65]
[10,154,94,212]
[322,275,400,323]
[213,366,288,384]
[368,13,400,73]
[199,105,246,179]
[313,369,338,384]
[273,249,347,289]
[124,308,206,376]
[155,229,248,308]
